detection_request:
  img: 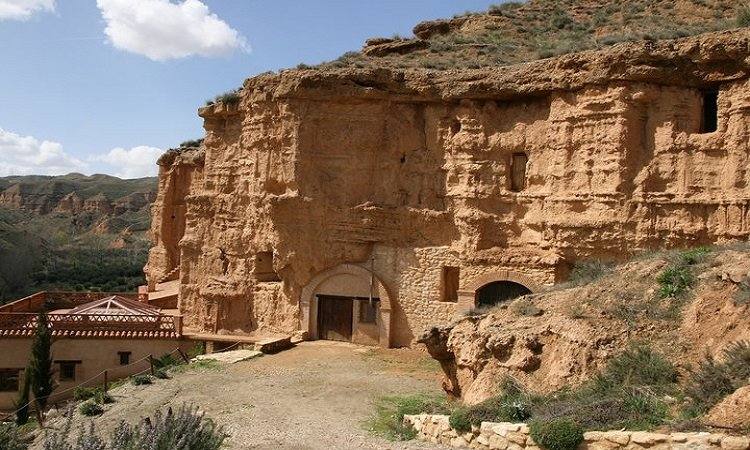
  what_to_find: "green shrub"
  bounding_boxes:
[206,89,241,106]
[179,138,203,148]
[132,374,153,386]
[568,260,614,286]
[79,401,104,416]
[367,394,451,441]
[95,390,115,404]
[602,345,677,388]
[449,407,472,432]
[510,298,542,316]
[529,419,584,450]
[657,247,709,299]
[734,281,750,305]
[155,368,170,380]
[73,386,99,401]
[657,266,694,298]
[686,340,750,413]
[738,7,750,27]
[0,423,26,450]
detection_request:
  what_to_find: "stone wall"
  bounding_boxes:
[146,29,750,347]
[403,414,750,450]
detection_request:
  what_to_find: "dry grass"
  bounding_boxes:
[316,0,744,71]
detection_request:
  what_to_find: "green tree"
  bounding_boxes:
[14,369,30,425]
[28,311,54,415]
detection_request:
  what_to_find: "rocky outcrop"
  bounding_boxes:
[145,146,204,289]
[362,38,429,57]
[418,248,750,404]
[147,28,750,346]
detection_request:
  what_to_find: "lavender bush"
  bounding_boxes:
[43,404,227,450]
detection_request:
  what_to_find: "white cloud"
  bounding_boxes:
[0,128,87,176]
[0,0,54,20]
[91,146,163,179]
[96,0,248,61]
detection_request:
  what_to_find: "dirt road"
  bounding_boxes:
[37,341,450,449]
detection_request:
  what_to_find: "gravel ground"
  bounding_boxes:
[34,341,450,450]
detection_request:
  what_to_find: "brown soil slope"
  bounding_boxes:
[419,245,750,405]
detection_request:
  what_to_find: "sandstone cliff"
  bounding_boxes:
[147,27,750,346]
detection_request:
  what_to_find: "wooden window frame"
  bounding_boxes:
[510,152,529,192]
[56,360,81,382]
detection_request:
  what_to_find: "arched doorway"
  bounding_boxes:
[299,264,393,348]
[475,281,531,307]
[457,270,540,313]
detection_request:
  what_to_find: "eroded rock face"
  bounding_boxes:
[147,30,750,346]
[706,386,750,430]
[419,308,621,403]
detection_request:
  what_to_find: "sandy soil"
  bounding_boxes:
[35,341,450,450]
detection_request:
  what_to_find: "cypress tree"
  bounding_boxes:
[14,368,30,425]
[28,311,53,412]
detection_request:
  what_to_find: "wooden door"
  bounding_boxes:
[317,295,353,342]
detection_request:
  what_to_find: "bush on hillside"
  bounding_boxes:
[738,7,750,27]
[657,247,709,299]
[0,423,26,450]
[568,260,614,286]
[73,386,98,402]
[131,374,153,386]
[79,401,104,417]
[529,419,584,450]
[367,394,451,441]
[685,340,750,413]
[44,404,226,450]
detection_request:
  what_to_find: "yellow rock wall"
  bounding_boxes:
[147,31,750,347]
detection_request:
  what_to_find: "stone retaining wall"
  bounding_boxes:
[403,414,750,449]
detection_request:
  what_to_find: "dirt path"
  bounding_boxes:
[36,341,450,449]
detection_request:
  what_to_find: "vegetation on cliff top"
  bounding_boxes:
[313,0,749,71]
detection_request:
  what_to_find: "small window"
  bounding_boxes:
[510,153,528,192]
[255,251,280,282]
[700,89,718,133]
[441,267,460,303]
[358,300,379,324]
[58,362,77,381]
[118,352,131,366]
[0,369,21,392]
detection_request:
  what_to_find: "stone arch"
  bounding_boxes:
[299,264,393,348]
[457,270,540,312]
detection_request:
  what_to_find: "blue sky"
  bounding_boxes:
[0,0,500,178]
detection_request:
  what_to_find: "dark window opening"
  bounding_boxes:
[450,120,462,135]
[700,89,719,133]
[510,153,528,192]
[118,352,131,366]
[58,361,78,381]
[442,266,460,302]
[0,369,21,392]
[358,299,379,324]
[255,251,280,282]
[476,281,532,308]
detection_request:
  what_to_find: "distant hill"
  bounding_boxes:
[0,173,158,302]
[320,0,747,70]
